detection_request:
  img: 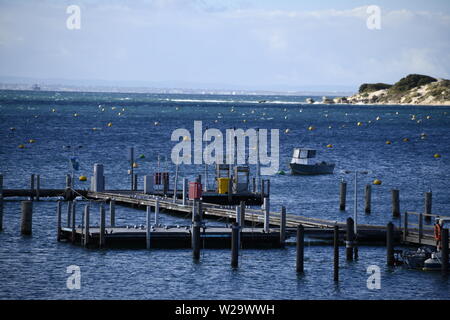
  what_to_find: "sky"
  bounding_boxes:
[0,0,449,91]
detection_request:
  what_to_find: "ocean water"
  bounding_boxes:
[0,90,449,300]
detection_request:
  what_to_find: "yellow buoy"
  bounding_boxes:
[357,122,363,126]
[402,138,409,142]
[29,139,36,143]
[18,144,25,149]
[112,107,116,110]
[328,126,332,129]
[183,136,190,141]
[73,113,78,117]
[154,121,160,126]
[373,179,382,185]
[92,127,98,131]
[79,175,87,181]
[434,153,441,159]
[118,112,122,116]
[52,108,56,112]
[426,115,431,119]
[107,122,112,127]
[326,144,333,148]
[132,162,139,168]
[386,140,392,145]
[285,129,290,134]
[375,116,380,121]
[308,126,315,131]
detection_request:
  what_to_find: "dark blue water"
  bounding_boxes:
[0,90,449,299]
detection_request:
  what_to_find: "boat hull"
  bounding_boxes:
[290,163,335,175]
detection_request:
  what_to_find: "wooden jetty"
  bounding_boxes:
[402,211,450,248]
[59,225,282,249]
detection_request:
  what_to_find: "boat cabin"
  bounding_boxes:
[291,148,317,165]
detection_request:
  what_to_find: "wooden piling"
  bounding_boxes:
[192,214,201,260]
[29,174,35,201]
[424,191,432,221]
[280,206,286,247]
[155,198,160,225]
[252,177,256,193]
[392,189,400,217]
[263,197,270,233]
[163,174,169,195]
[20,201,32,235]
[387,222,394,266]
[133,174,138,191]
[129,147,134,191]
[231,222,239,268]
[346,217,354,261]
[35,175,40,201]
[228,178,232,203]
[364,184,371,214]
[334,225,339,281]
[0,174,3,231]
[146,205,151,249]
[71,201,76,243]
[240,201,246,226]
[442,228,449,276]
[66,201,72,227]
[83,205,90,247]
[66,174,72,189]
[99,204,105,248]
[109,200,115,227]
[144,175,153,195]
[339,181,347,211]
[296,224,304,273]
[56,201,62,241]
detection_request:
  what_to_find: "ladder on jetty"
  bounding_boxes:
[402,211,450,248]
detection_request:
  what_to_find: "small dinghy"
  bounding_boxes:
[402,247,432,269]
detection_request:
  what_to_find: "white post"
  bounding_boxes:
[263,197,270,233]
[182,178,187,206]
[144,175,153,195]
[93,164,104,192]
[155,199,160,225]
[354,172,358,236]
[146,205,151,249]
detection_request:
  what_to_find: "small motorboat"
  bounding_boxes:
[402,247,432,269]
[290,148,335,175]
[423,251,450,271]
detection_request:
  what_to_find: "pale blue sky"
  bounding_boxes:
[0,0,449,91]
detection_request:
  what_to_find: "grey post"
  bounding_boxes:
[339,180,347,211]
[83,204,90,247]
[424,191,432,221]
[56,201,62,241]
[30,174,35,201]
[99,204,106,248]
[252,177,256,193]
[71,201,76,243]
[146,205,151,249]
[133,174,138,191]
[235,205,241,247]
[280,206,286,247]
[228,178,232,203]
[0,174,3,231]
[364,184,371,214]
[144,175,153,195]
[66,174,72,189]
[182,178,188,206]
[240,201,246,227]
[441,228,449,276]
[231,222,239,268]
[192,207,201,260]
[296,224,304,273]
[129,147,134,191]
[35,175,40,201]
[66,201,72,227]
[263,197,270,233]
[109,200,115,227]
[392,189,400,217]
[93,164,105,192]
[346,217,354,261]
[403,211,408,242]
[387,222,394,266]
[20,201,33,235]
[334,225,339,281]
[155,198,160,225]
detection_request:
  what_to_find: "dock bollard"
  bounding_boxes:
[20,201,33,235]
[441,228,448,276]
[231,222,239,268]
[296,224,304,273]
[364,184,371,214]
[56,201,62,241]
[386,222,394,266]
[83,205,90,247]
[346,217,354,261]
[424,191,432,222]
[71,201,76,243]
[99,204,106,248]
[146,205,151,249]
[334,225,339,281]
[339,181,347,211]
[280,206,286,247]
[392,189,400,217]
[192,214,201,260]
[109,200,115,227]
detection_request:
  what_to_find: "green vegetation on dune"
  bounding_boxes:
[388,74,437,93]
[358,83,392,93]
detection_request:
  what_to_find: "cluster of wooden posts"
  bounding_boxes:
[339,180,433,218]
